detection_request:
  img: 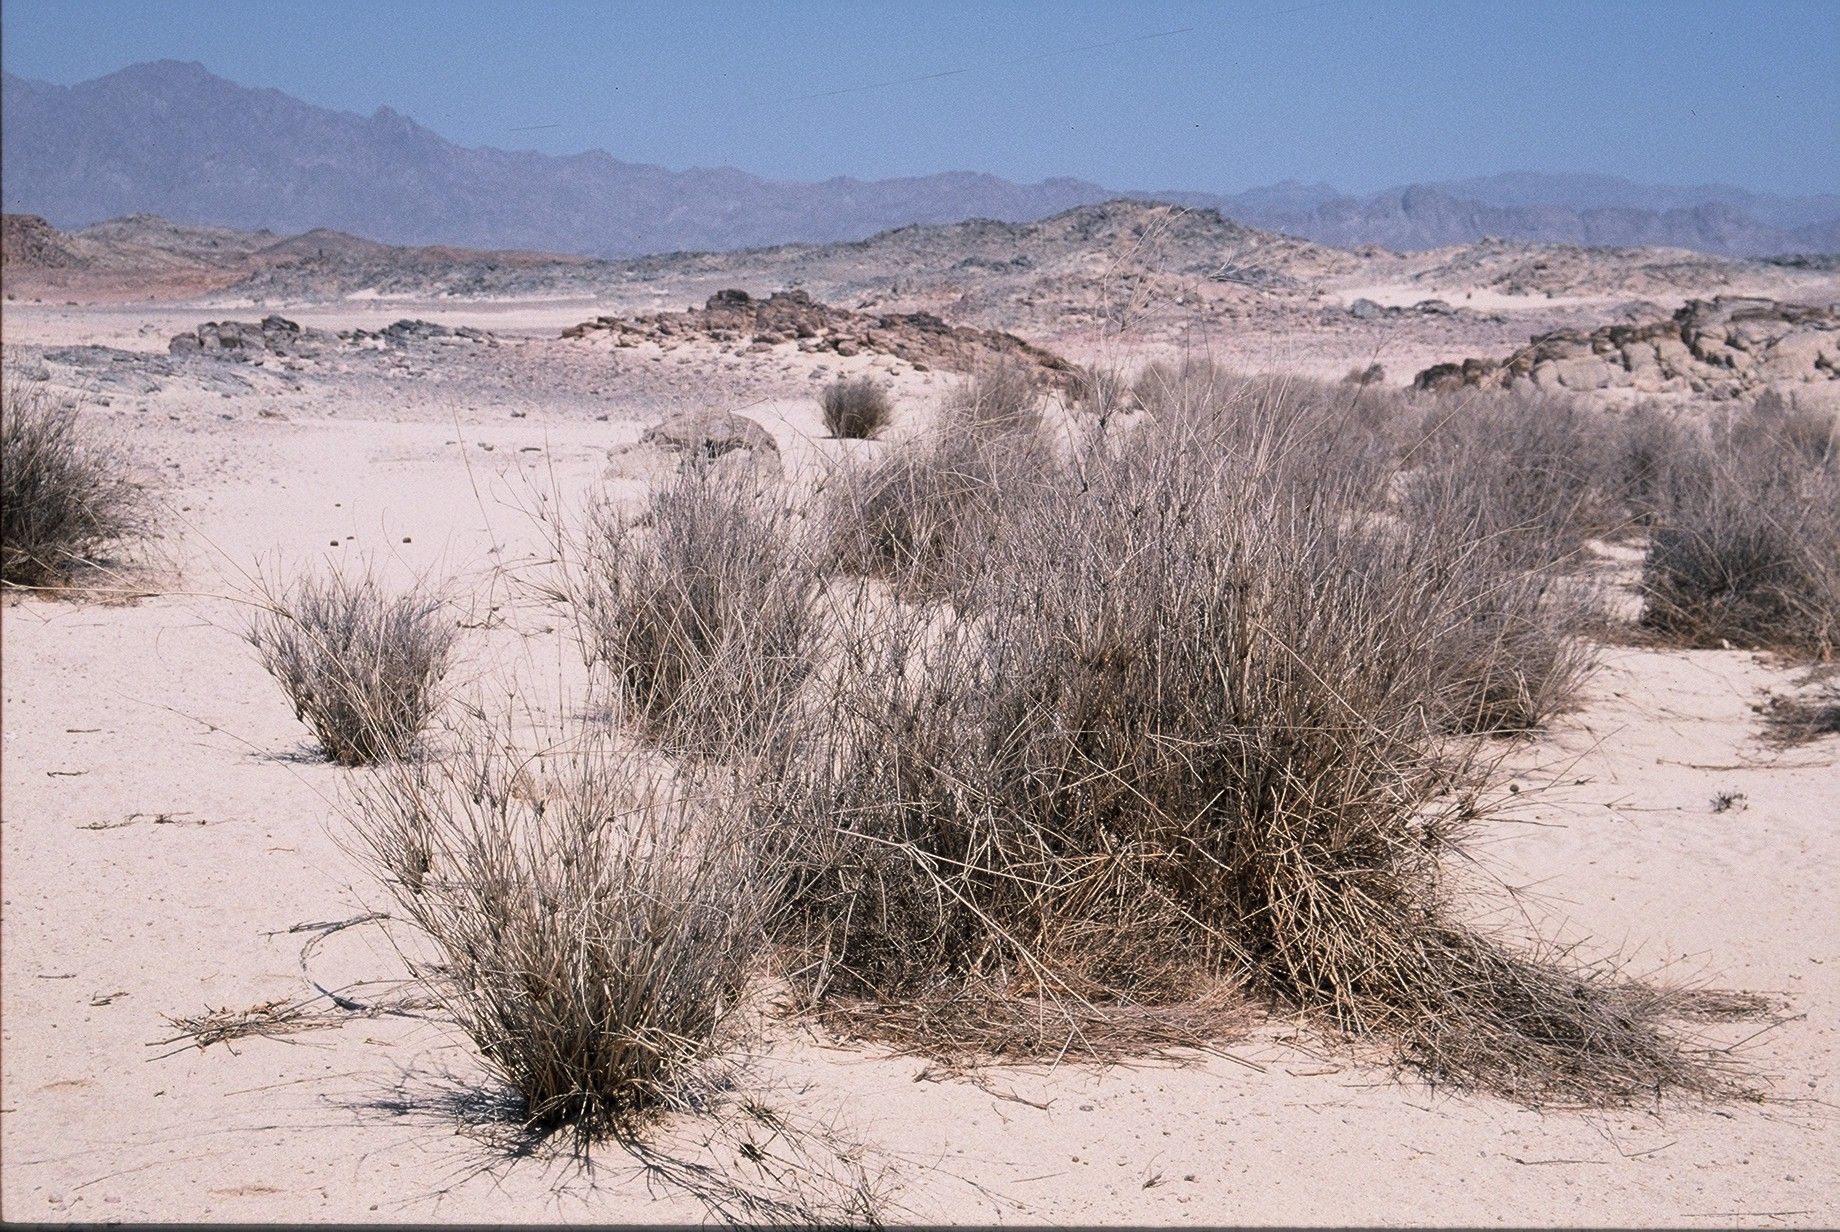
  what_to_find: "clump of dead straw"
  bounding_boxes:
[247,566,458,765]
[348,715,778,1141]
[2,377,155,588]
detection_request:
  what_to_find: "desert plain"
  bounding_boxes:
[2,202,1839,1226]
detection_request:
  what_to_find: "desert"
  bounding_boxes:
[3,13,1840,1229]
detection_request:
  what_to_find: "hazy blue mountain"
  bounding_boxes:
[5,61,1835,258]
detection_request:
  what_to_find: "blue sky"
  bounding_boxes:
[4,0,1836,194]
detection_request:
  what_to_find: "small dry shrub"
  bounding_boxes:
[819,377,893,440]
[564,463,818,754]
[1,378,152,587]
[1640,423,1840,658]
[350,719,772,1139]
[1343,362,1386,386]
[1763,677,1840,745]
[248,568,457,765]
[946,359,1045,434]
[766,395,1735,1102]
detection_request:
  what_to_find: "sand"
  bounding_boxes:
[2,297,1838,1226]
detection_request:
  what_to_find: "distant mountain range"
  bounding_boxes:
[5,60,1837,259]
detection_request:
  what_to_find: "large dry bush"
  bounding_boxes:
[1640,403,1840,658]
[562,463,819,754]
[764,388,1743,1103]
[1,378,152,587]
[248,568,457,765]
[819,377,894,440]
[349,719,773,1140]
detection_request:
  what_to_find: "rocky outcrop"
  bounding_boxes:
[1415,297,1840,399]
[168,315,493,357]
[1,213,83,268]
[640,408,779,460]
[563,289,1079,382]
[1347,296,1466,321]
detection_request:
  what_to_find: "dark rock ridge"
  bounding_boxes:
[563,289,1078,381]
[168,315,494,356]
[1414,297,1840,398]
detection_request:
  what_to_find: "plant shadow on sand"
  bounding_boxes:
[340,1058,899,1227]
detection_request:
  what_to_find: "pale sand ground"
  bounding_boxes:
[2,300,1838,1225]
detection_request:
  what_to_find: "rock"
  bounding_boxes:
[640,409,779,460]
[560,289,1080,383]
[1550,357,1614,390]
[1414,296,1840,399]
[1348,298,1385,321]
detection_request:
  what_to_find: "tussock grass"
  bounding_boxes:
[825,384,1056,602]
[349,718,774,1141]
[561,463,818,755]
[760,376,1744,1103]
[1640,402,1840,659]
[1,378,152,587]
[1401,390,1628,569]
[458,360,1753,1113]
[819,377,894,440]
[247,568,457,765]
[1763,678,1840,745]
[947,359,1046,434]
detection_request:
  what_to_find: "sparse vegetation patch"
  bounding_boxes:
[247,568,457,765]
[2,378,152,588]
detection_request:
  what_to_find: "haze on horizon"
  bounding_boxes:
[3,0,1836,198]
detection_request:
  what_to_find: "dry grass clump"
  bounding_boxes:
[1763,677,1840,745]
[562,463,819,755]
[349,719,773,1140]
[825,381,1056,602]
[1401,390,1629,569]
[1063,365,1130,426]
[1640,404,1840,658]
[1130,362,1405,491]
[1116,371,1596,734]
[1422,548,1599,736]
[946,359,1046,434]
[1,377,152,587]
[819,377,894,440]
[247,568,457,765]
[758,383,1744,1103]
[772,397,1735,1100]
[1732,388,1836,465]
